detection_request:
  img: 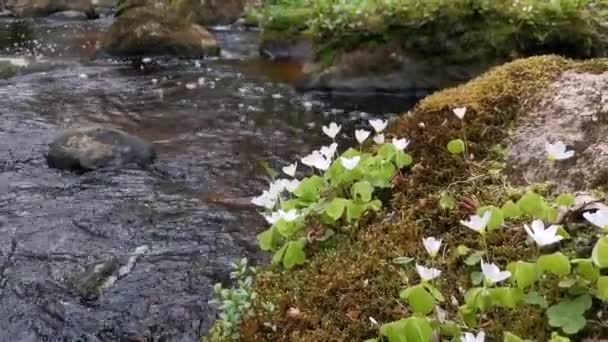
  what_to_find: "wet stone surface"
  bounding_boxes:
[0,17,419,342]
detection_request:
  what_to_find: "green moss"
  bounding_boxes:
[0,61,19,79]
[226,56,608,341]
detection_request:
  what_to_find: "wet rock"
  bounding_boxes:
[0,9,14,17]
[297,46,489,93]
[102,5,220,58]
[46,10,88,20]
[260,36,312,62]
[507,71,608,192]
[5,0,97,18]
[46,126,156,171]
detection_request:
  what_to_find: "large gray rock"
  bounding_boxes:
[507,71,608,192]
[5,0,97,18]
[102,5,220,57]
[47,126,156,171]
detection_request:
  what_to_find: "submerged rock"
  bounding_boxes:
[47,126,156,171]
[102,5,220,58]
[46,10,88,20]
[507,71,608,192]
[5,0,97,18]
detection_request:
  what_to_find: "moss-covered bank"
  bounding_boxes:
[209,55,608,341]
[254,0,608,90]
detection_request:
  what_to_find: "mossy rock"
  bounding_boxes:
[102,5,220,58]
[227,56,608,341]
[0,61,19,79]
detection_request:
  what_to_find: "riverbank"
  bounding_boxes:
[217,55,608,341]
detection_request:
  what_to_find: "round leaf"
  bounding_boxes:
[401,285,435,315]
[537,252,571,277]
[592,237,608,269]
[477,206,504,230]
[507,261,541,289]
[282,239,307,269]
[447,139,465,155]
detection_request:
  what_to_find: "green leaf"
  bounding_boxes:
[558,277,577,288]
[293,175,325,202]
[275,220,303,238]
[403,317,433,342]
[439,321,461,337]
[502,200,522,219]
[471,271,484,285]
[455,244,471,256]
[464,287,491,311]
[464,250,485,266]
[524,291,548,309]
[546,294,592,335]
[489,287,523,309]
[346,201,365,223]
[537,252,571,277]
[549,332,571,342]
[257,227,281,251]
[447,139,465,155]
[260,160,279,180]
[477,206,504,230]
[504,332,524,342]
[517,192,546,219]
[272,244,287,264]
[377,143,397,161]
[393,256,415,265]
[401,285,435,315]
[379,317,433,342]
[597,276,608,301]
[352,180,374,203]
[380,319,408,342]
[422,282,445,302]
[325,198,349,221]
[592,237,608,268]
[282,239,307,269]
[507,261,541,289]
[577,259,599,282]
[395,151,413,168]
[458,304,478,327]
[439,191,456,210]
[555,193,575,208]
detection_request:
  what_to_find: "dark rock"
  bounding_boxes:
[5,0,97,18]
[102,5,220,58]
[172,0,260,26]
[46,126,156,171]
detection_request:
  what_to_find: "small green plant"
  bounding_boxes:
[253,120,413,269]
[210,258,257,340]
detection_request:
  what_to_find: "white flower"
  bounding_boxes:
[373,134,385,144]
[268,179,287,198]
[392,137,410,151]
[460,211,492,234]
[355,129,371,144]
[279,209,300,222]
[282,163,297,177]
[583,210,608,230]
[251,191,275,210]
[545,141,574,161]
[322,122,341,139]
[416,264,442,281]
[369,119,388,133]
[283,179,301,193]
[481,261,511,284]
[524,220,563,247]
[320,143,338,159]
[263,211,281,225]
[461,331,485,342]
[340,156,361,170]
[422,237,442,258]
[301,151,331,171]
[453,107,467,120]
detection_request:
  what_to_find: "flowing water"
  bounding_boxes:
[0,17,421,341]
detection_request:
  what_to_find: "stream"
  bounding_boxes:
[0,17,421,341]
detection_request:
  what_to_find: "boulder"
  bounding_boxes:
[5,0,97,18]
[102,6,220,58]
[47,126,156,171]
[507,71,608,192]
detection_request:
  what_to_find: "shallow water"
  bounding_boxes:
[0,17,420,341]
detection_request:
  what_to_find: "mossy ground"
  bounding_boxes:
[210,56,608,341]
